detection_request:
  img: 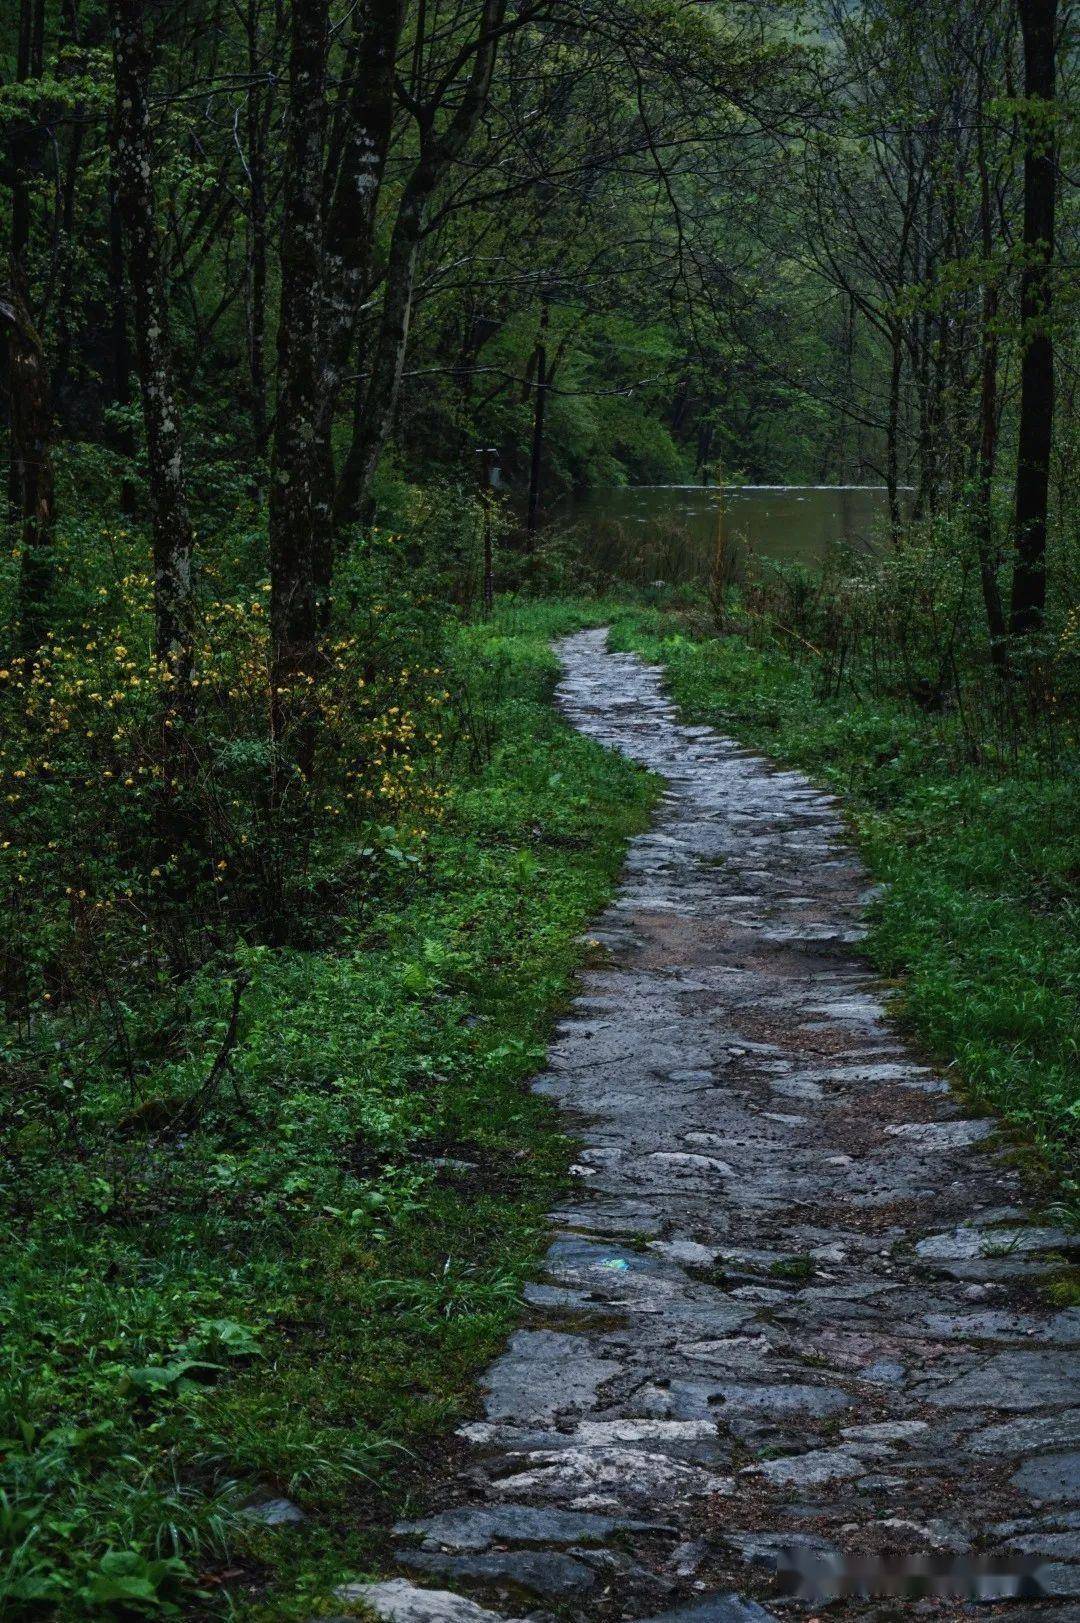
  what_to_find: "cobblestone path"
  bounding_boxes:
[348,629,1079,1623]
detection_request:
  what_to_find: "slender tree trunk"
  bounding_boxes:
[106,148,132,413]
[333,180,423,527]
[1,286,55,656]
[268,0,329,778]
[696,419,714,482]
[7,0,38,525]
[110,0,195,692]
[973,64,1008,668]
[47,0,84,430]
[106,139,138,514]
[670,374,690,433]
[244,1,270,452]
[975,287,1009,668]
[334,0,506,529]
[911,247,937,522]
[526,293,550,535]
[885,323,904,536]
[318,0,402,425]
[1010,0,1057,637]
[311,0,402,589]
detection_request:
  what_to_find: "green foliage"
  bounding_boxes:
[0,560,652,1614]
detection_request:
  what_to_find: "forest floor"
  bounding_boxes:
[344,624,1080,1623]
[5,598,1077,1621]
[1,609,656,1619]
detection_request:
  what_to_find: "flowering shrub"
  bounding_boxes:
[0,518,454,1021]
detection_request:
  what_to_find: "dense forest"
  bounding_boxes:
[0,0,1076,1612]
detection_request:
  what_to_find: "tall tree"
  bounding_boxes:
[1,285,55,655]
[268,0,330,774]
[971,13,1009,667]
[109,0,195,693]
[334,0,509,527]
[317,0,405,493]
[1010,0,1058,637]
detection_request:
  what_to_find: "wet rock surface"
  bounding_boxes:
[358,631,1079,1622]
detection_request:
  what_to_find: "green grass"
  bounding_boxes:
[606,605,1079,1195]
[0,600,654,1618]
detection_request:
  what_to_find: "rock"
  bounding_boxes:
[482,1331,621,1423]
[669,1301,759,1338]
[707,1382,853,1419]
[966,1411,1080,1456]
[725,1530,839,1570]
[742,1446,874,1488]
[669,1538,711,1576]
[768,1077,823,1102]
[884,1120,993,1149]
[399,1549,600,1600]
[393,1505,667,1552]
[915,1225,1072,1262]
[489,1447,731,1511]
[1007,1531,1080,1563]
[651,1239,719,1268]
[240,1494,305,1526]
[521,1282,599,1310]
[1013,1453,1080,1503]
[990,1510,1080,1537]
[841,1421,930,1444]
[336,1579,521,1623]
[922,1309,1080,1342]
[1028,1564,1080,1599]
[858,1360,907,1385]
[877,1517,972,1552]
[636,1594,779,1622]
[645,1151,736,1176]
[570,1418,723,1449]
[921,1351,1080,1411]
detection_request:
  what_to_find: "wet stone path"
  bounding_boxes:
[351,630,1080,1623]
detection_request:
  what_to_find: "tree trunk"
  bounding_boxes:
[1010,0,1057,637]
[526,294,550,535]
[110,0,195,691]
[106,147,133,414]
[244,0,271,452]
[696,419,714,482]
[318,0,402,428]
[6,0,40,526]
[972,62,1008,669]
[1,287,55,656]
[268,0,329,777]
[334,0,506,529]
[885,323,904,537]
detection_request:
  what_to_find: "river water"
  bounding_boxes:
[559,484,897,581]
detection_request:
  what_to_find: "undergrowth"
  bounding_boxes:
[0,596,652,1617]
